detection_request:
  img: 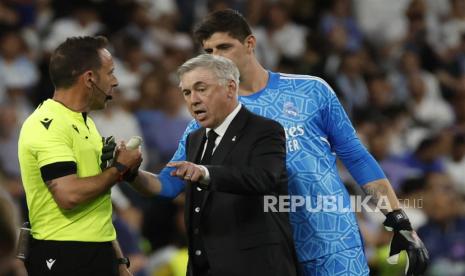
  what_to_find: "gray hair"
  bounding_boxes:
[177,54,240,89]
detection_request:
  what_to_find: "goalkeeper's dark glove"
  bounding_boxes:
[100,136,116,171]
[122,157,142,183]
[383,209,429,275]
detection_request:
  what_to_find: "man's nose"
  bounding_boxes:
[189,92,201,105]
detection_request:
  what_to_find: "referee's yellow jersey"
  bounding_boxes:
[18,99,115,241]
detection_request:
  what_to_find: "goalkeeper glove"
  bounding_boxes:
[122,158,142,182]
[383,209,429,275]
[100,136,116,171]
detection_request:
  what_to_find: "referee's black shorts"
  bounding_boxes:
[25,238,118,276]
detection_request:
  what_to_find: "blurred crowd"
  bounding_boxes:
[1,0,465,275]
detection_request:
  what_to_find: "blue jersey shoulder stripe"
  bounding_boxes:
[279,73,337,95]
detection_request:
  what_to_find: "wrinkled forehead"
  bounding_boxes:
[180,67,218,88]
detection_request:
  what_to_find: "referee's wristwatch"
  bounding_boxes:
[117,257,130,268]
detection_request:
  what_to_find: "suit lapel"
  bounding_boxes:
[200,106,250,210]
[210,106,249,165]
[187,129,206,163]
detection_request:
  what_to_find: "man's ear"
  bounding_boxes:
[83,71,94,88]
[227,80,237,98]
[245,35,256,53]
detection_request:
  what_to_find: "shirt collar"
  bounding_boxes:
[207,103,242,138]
[47,99,84,119]
[238,71,278,100]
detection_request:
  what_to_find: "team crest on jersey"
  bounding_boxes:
[283,101,299,117]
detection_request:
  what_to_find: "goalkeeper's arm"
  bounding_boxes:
[126,170,162,196]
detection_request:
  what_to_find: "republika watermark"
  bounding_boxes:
[263,195,423,213]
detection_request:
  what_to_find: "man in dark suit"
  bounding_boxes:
[167,54,297,276]
[124,54,297,275]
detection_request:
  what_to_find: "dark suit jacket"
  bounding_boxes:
[185,106,297,276]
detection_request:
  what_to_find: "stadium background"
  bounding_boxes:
[0,0,464,275]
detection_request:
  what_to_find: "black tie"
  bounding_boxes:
[200,130,218,165]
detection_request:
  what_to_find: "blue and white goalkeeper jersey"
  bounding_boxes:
[158,71,386,261]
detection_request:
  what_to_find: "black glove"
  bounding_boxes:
[122,157,142,182]
[100,136,116,171]
[383,209,429,275]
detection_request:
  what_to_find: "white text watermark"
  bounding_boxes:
[263,195,422,213]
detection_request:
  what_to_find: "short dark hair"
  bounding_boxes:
[49,36,108,89]
[193,9,252,45]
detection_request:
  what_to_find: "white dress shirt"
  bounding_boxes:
[199,103,242,184]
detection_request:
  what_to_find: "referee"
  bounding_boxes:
[18,36,142,275]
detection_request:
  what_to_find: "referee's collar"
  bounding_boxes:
[47,99,87,120]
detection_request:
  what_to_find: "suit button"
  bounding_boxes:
[195,250,202,256]
[194,228,199,234]
[195,207,200,213]
[196,187,202,191]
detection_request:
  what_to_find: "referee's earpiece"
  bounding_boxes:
[89,78,113,101]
